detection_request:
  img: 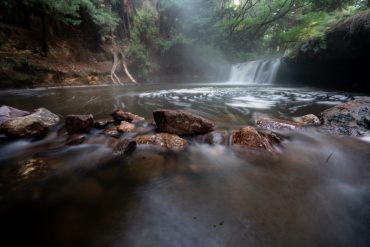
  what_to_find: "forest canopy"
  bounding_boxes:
[1,0,369,77]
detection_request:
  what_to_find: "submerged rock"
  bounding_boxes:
[108,138,137,156]
[232,127,278,152]
[153,109,214,135]
[66,134,86,146]
[188,130,229,145]
[117,121,136,133]
[94,120,113,129]
[0,105,30,124]
[65,114,93,134]
[256,117,299,131]
[136,133,188,151]
[104,127,120,138]
[111,110,144,123]
[319,97,370,136]
[0,108,60,137]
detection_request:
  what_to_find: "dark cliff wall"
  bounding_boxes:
[278,10,370,92]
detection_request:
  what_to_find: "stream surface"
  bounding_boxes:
[1,83,370,247]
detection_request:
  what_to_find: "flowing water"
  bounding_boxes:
[1,83,370,247]
[229,59,281,84]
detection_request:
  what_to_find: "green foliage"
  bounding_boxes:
[25,0,118,34]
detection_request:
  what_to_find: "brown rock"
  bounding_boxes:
[108,138,137,155]
[319,97,370,136]
[111,110,144,123]
[1,108,60,137]
[153,109,214,135]
[65,114,93,134]
[0,105,30,124]
[104,127,120,138]
[66,134,86,146]
[293,114,321,126]
[256,117,299,131]
[117,121,135,132]
[232,127,277,152]
[136,133,188,151]
[94,120,114,129]
[187,130,229,145]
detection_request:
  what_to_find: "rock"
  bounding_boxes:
[0,108,60,137]
[108,138,136,155]
[153,109,214,135]
[117,121,135,132]
[65,114,93,134]
[256,117,299,131]
[188,130,229,145]
[0,105,30,124]
[293,114,320,126]
[94,120,114,129]
[232,127,277,152]
[104,127,120,138]
[136,133,188,151]
[319,97,370,136]
[111,110,145,123]
[66,134,86,146]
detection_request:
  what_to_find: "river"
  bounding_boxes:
[0,83,370,246]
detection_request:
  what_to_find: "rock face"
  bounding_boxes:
[319,97,370,136]
[0,105,30,124]
[111,110,144,123]
[117,121,136,132]
[108,138,137,156]
[153,109,214,135]
[1,108,60,137]
[136,133,188,151]
[279,10,370,92]
[65,114,93,134]
[232,127,278,152]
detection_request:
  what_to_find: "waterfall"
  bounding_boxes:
[228,59,281,84]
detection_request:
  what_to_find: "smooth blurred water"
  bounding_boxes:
[0,83,369,247]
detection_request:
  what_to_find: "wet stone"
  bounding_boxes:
[0,108,60,138]
[65,114,94,134]
[104,127,120,138]
[136,133,188,151]
[66,134,86,146]
[117,121,136,133]
[256,117,299,131]
[0,105,30,125]
[153,109,215,135]
[111,110,145,123]
[232,126,277,153]
[108,138,137,156]
[94,120,114,129]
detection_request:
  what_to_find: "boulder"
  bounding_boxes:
[117,121,135,132]
[153,109,214,135]
[0,105,30,124]
[232,127,278,152]
[1,108,60,137]
[108,138,136,156]
[65,114,93,134]
[111,110,144,123]
[136,133,188,151]
[319,97,370,136]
